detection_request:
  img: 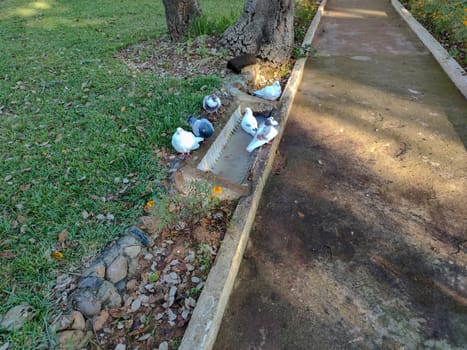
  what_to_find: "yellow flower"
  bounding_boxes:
[145,199,154,208]
[212,186,222,195]
[51,251,64,259]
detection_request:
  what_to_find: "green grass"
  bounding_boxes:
[0,0,243,348]
[400,0,466,69]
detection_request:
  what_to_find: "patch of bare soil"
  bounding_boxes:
[116,35,295,92]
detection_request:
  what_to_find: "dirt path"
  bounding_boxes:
[214,0,467,349]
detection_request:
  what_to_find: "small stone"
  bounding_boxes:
[184,251,195,263]
[117,235,140,248]
[96,214,106,221]
[106,256,128,283]
[92,310,109,331]
[101,244,121,267]
[126,279,138,291]
[74,289,102,317]
[136,216,159,235]
[97,281,122,308]
[191,276,200,284]
[78,276,103,290]
[167,286,177,307]
[167,309,177,322]
[56,330,87,349]
[143,253,154,260]
[158,341,169,350]
[155,313,164,320]
[115,279,126,292]
[170,259,180,266]
[182,310,190,320]
[83,262,106,279]
[0,304,35,331]
[114,344,126,350]
[185,297,196,309]
[186,264,195,271]
[163,272,180,286]
[52,311,86,332]
[124,245,141,258]
[138,333,151,341]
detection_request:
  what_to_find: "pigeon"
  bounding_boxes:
[171,127,204,158]
[246,117,279,153]
[252,80,282,101]
[187,115,214,139]
[202,94,222,115]
[240,107,258,136]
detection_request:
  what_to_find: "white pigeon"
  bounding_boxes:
[171,127,204,158]
[187,115,214,139]
[252,80,282,101]
[240,107,258,136]
[202,94,221,115]
[246,117,279,153]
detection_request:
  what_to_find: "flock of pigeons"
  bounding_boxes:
[171,80,282,158]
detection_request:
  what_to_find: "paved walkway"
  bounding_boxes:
[214,0,467,349]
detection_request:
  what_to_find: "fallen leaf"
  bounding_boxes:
[297,211,305,218]
[1,251,15,259]
[51,251,64,259]
[58,230,68,243]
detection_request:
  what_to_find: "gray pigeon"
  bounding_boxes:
[188,115,214,139]
[246,117,279,152]
[202,94,221,115]
[171,127,204,158]
[240,107,258,136]
[253,80,282,101]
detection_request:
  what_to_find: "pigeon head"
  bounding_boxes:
[187,115,196,126]
[265,117,278,126]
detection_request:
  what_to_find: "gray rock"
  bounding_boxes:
[155,313,164,320]
[158,341,169,350]
[124,245,141,258]
[82,261,106,279]
[186,263,195,271]
[181,310,190,320]
[74,289,101,317]
[163,272,180,286]
[101,244,121,267]
[167,286,177,307]
[185,297,196,309]
[0,304,35,331]
[167,309,177,322]
[114,344,126,350]
[117,235,140,249]
[191,276,201,284]
[51,311,86,332]
[106,256,128,283]
[184,250,195,263]
[78,276,103,290]
[97,281,122,308]
[115,279,127,292]
[125,226,149,246]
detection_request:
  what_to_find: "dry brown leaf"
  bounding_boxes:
[58,230,69,243]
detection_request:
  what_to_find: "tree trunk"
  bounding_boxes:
[162,0,201,40]
[221,0,294,62]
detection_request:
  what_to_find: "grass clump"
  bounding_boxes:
[401,0,466,69]
[189,0,244,36]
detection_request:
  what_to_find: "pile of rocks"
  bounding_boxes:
[51,209,225,350]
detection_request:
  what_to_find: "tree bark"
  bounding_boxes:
[162,0,201,40]
[221,0,294,62]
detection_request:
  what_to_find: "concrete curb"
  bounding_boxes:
[391,0,467,99]
[178,1,328,349]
